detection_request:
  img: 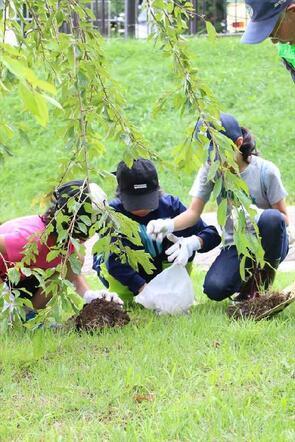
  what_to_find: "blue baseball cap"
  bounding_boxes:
[241,0,293,44]
[195,113,242,145]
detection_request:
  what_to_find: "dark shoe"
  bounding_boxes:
[235,260,279,302]
[234,266,261,302]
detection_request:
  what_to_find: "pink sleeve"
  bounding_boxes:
[3,232,27,262]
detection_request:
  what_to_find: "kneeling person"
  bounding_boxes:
[0,180,122,321]
[93,159,221,303]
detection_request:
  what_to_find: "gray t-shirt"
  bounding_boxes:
[190,156,287,246]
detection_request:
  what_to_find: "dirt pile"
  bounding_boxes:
[227,292,295,321]
[75,298,130,331]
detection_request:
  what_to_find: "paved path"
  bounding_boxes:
[82,207,295,274]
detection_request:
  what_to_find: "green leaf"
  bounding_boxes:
[7,267,20,285]
[43,94,63,110]
[68,254,82,275]
[35,79,56,95]
[206,21,217,43]
[211,177,223,201]
[92,236,111,255]
[79,215,92,227]
[239,255,247,281]
[1,55,37,84]
[124,247,155,275]
[217,198,228,227]
[46,249,61,263]
[19,84,49,127]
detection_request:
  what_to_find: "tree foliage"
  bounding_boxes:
[0,0,265,329]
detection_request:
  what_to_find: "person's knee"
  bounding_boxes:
[259,209,285,234]
[203,274,230,302]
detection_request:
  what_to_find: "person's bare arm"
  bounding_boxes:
[0,235,7,284]
[272,199,289,225]
[66,262,89,296]
[173,197,206,231]
[0,235,6,256]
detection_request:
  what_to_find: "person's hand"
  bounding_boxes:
[146,218,174,242]
[165,234,202,266]
[83,289,124,306]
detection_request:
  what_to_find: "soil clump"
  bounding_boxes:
[75,298,130,331]
[227,291,294,320]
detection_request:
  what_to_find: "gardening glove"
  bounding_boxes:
[165,234,202,266]
[146,218,174,243]
[83,289,124,306]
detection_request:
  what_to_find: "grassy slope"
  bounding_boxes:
[0,37,294,440]
[0,37,294,220]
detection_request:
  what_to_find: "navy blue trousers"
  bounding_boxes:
[203,209,289,301]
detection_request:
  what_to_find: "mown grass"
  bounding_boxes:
[0,273,294,440]
[0,36,294,440]
[0,37,294,220]
[0,270,295,441]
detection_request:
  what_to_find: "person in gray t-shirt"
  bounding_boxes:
[147,113,289,302]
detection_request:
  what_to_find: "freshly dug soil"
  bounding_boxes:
[227,291,295,321]
[75,298,130,331]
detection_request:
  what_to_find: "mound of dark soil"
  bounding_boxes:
[227,292,295,321]
[75,298,130,331]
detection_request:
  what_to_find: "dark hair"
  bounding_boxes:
[41,180,92,240]
[239,127,258,163]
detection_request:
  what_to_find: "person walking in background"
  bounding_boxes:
[242,0,295,82]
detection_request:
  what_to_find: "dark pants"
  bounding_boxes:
[203,209,289,302]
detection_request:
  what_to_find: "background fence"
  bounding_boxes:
[90,1,249,38]
[0,1,249,38]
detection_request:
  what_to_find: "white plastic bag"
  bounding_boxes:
[134,264,195,315]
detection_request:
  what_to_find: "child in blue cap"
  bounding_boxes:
[147,114,290,302]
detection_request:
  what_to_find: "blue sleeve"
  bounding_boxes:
[169,196,221,253]
[106,200,147,294]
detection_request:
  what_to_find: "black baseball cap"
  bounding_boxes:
[116,159,160,212]
[241,0,293,44]
[195,113,243,146]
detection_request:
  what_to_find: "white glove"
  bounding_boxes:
[165,234,202,266]
[146,218,175,242]
[83,289,124,306]
[1,284,15,313]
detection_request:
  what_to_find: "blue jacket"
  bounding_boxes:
[93,194,221,294]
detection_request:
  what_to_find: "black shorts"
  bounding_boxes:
[12,276,40,299]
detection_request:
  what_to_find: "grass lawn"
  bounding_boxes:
[0,36,294,440]
[0,37,294,220]
[0,270,295,441]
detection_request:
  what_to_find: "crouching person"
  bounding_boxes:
[93,159,221,304]
[147,114,290,302]
[0,180,123,321]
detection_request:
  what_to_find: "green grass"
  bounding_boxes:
[0,37,294,220]
[0,37,294,440]
[0,270,295,441]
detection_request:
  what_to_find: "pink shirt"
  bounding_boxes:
[0,215,74,278]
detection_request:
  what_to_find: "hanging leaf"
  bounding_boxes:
[217,198,228,227]
[206,21,217,43]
